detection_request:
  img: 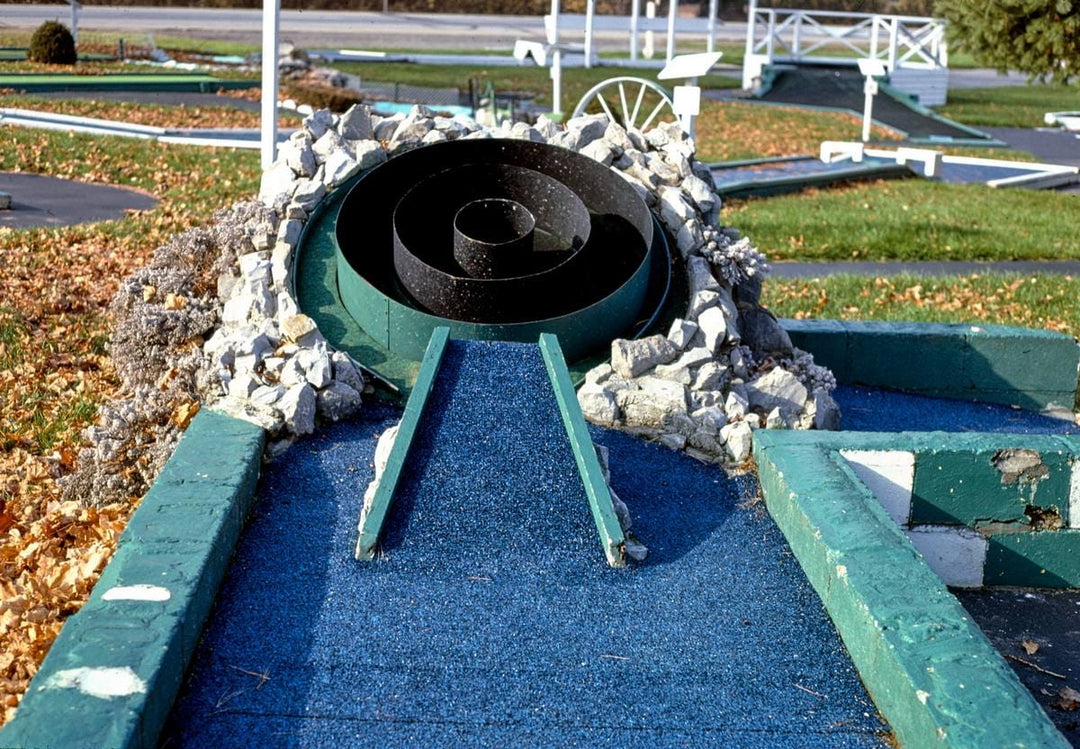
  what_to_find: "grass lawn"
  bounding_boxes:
[331,59,739,108]
[724,179,1080,262]
[762,273,1080,337]
[936,84,1080,128]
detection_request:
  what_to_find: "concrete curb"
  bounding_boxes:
[0,410,265,749]
[754,430,1070,748]
[782,319,1080,416]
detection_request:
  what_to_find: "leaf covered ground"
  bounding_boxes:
[0,126,259,725]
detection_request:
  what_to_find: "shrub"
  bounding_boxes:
[28,21,77,65]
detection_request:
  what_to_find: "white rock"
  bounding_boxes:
[323,150,362,187]
[667,318,698,350]
[675,220,705,258]
[580,139,615,166]
[534,114,561,139]
[603,121,635,153]
[338,104,374,141]
[610,335,677,379]
[697,306,728,353]
[659,187,695,232]
[251,383,285,406]
[765,407,786,429]
[211,396,281,431]
[566,114,609,148]
[659,433,687,451]
[355,140,387,171]
[373,113,405,140]
[258,160,296,204]
[692,405,728,432]
[746,368,809,416]
[331,351,366,394]
[509,121,544,142]
[614,377,687,428]
[280,383,316,435]
[692,361,727,392]
[687,256,719,295]
[720,421,753,463]
[584,362,613,385]
[578,383,619,426]
[292,179,327,211]
[421,129,448,145]
[303,109,335,140]
[652,361,692,385]
[277,218,303,248]
[228,372,260,398]
[812,387,841,430]
[725,389,748,420]
[683,172,717,213]
[646,152,680,185]
[284,141,316,178]
[688,289,719,320]
[279,356,307,388]
[277,291,299,318]
[271,241,292,288]
[297,343,333,388]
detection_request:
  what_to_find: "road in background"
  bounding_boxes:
[1,5,747,50]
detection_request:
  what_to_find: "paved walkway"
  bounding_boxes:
[0,171,157,229]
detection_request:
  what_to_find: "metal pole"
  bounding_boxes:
[261,0,280,170]
[630,0,640,60]
[551,49,563,117]
[707,0,717,54]
[666,0,677,63]
[71,1,79,46]
[584,0,595,69]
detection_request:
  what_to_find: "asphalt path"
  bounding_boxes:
[1,5,748,49]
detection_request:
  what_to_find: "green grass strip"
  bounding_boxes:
[753,432,1069,748]
[355,326,450,561]
[0,410,265,749]
[539,333,626,568]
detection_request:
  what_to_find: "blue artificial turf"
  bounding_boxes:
[834,385,1079,434]
[162,341,886,747]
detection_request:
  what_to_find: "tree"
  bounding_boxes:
[936,0,1080,83]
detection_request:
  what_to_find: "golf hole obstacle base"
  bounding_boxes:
[331,138,672,368]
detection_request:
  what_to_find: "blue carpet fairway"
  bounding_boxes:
[162,341,886,747]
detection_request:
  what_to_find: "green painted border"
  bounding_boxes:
[539,333,627,568]
[781,319,1080,415]
[0,410,265,749]
[354,326,450,561]
[753,430,1070,748]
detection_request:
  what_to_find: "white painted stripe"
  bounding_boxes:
[906,526,987,588]
[1070,460,1080,529]
[102,584,171,602]
[43,667,146,699]
[840,450,915,526]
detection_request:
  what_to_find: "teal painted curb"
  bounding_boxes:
[0,74,258,94]
[0,410,265,749]
[753,430,1069,748]
[355,326,450,560]
[539,333,627,568]
[781,319,1080,415]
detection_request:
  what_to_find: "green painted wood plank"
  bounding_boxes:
[354,326,450,561]
[538,333,626,568]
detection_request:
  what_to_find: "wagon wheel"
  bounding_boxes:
[571,76,676,132]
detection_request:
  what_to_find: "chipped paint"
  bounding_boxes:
[42,667,145,700]
[102,584,171,602]
[993,449,1049,486]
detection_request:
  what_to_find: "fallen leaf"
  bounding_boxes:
[1053,687,1080,712]
[1022,640,1040,656]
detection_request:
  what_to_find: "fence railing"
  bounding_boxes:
[742,2,948,88]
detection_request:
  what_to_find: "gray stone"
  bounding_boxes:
[688,289,719,320]
[211,396,281,431]
[323,150,362,187]
[509,122,544,142]
[251,383,285,406]
[303,109,335,140]
[355,140,387,171]
[584,362,613,385]
[534,114,561,139]
[645,152,680,185]
[604,121,634,152]
[292,178,327,211]
[666,318,698,350]
[658,187,695,230]
[285,141,316,178]
[280,383,317,435]
[228,372,260,398]
[697,306,728,353]
[566,114,609,148]
[660,411,696,437]
[659,433,687,451]
[277,218,303,248]
[316,380,362,421]
[625,533,648,562]
[740,306,794,360]
[580,139,615,166]
[421,129,448,145]
[765,407,786,429]
[812,387,841,431]
[746,368,809,416]
[279,356,307,388]
[338,104,374,141]
[675,220,705,258]
[687,256,719,295]
[258,160,295,204]
[625,127,648,151]
[652,361,692,385]
[277,291,299,318]
[720,421,753,463]
[690,389,724,409]
[692,361,727,392]
[687,428,724,455]
[297,343,332,388]
[578,383,619,426]
[271,241,292,288]
[724,389,748,420]
[692,405,727,431]
[614,377,687,428]
[662,150,692,180]
[331,351,366,394]
[730,347,749,379]
[683,172,717,212]
[373,113,404,141]
[610,335,677,379]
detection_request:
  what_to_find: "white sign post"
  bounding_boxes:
[659,51,722,138]
[857,58,887,143]
[261,0,281,170]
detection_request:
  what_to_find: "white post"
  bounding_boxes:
[644,1,655,59]
[551,49,563,117]
[707,0,718,54]
[260,0,281,170]
[70,2,79,46]
[549,0,560,45]
[630,0,640,60]
[584,0,595,69]
[743,0,757,89]
[666,0,677,63]
[765,9,775,63]
[887,17,899,71]
[792,12,802,59]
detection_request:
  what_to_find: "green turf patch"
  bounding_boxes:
[936,84,1080,128]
